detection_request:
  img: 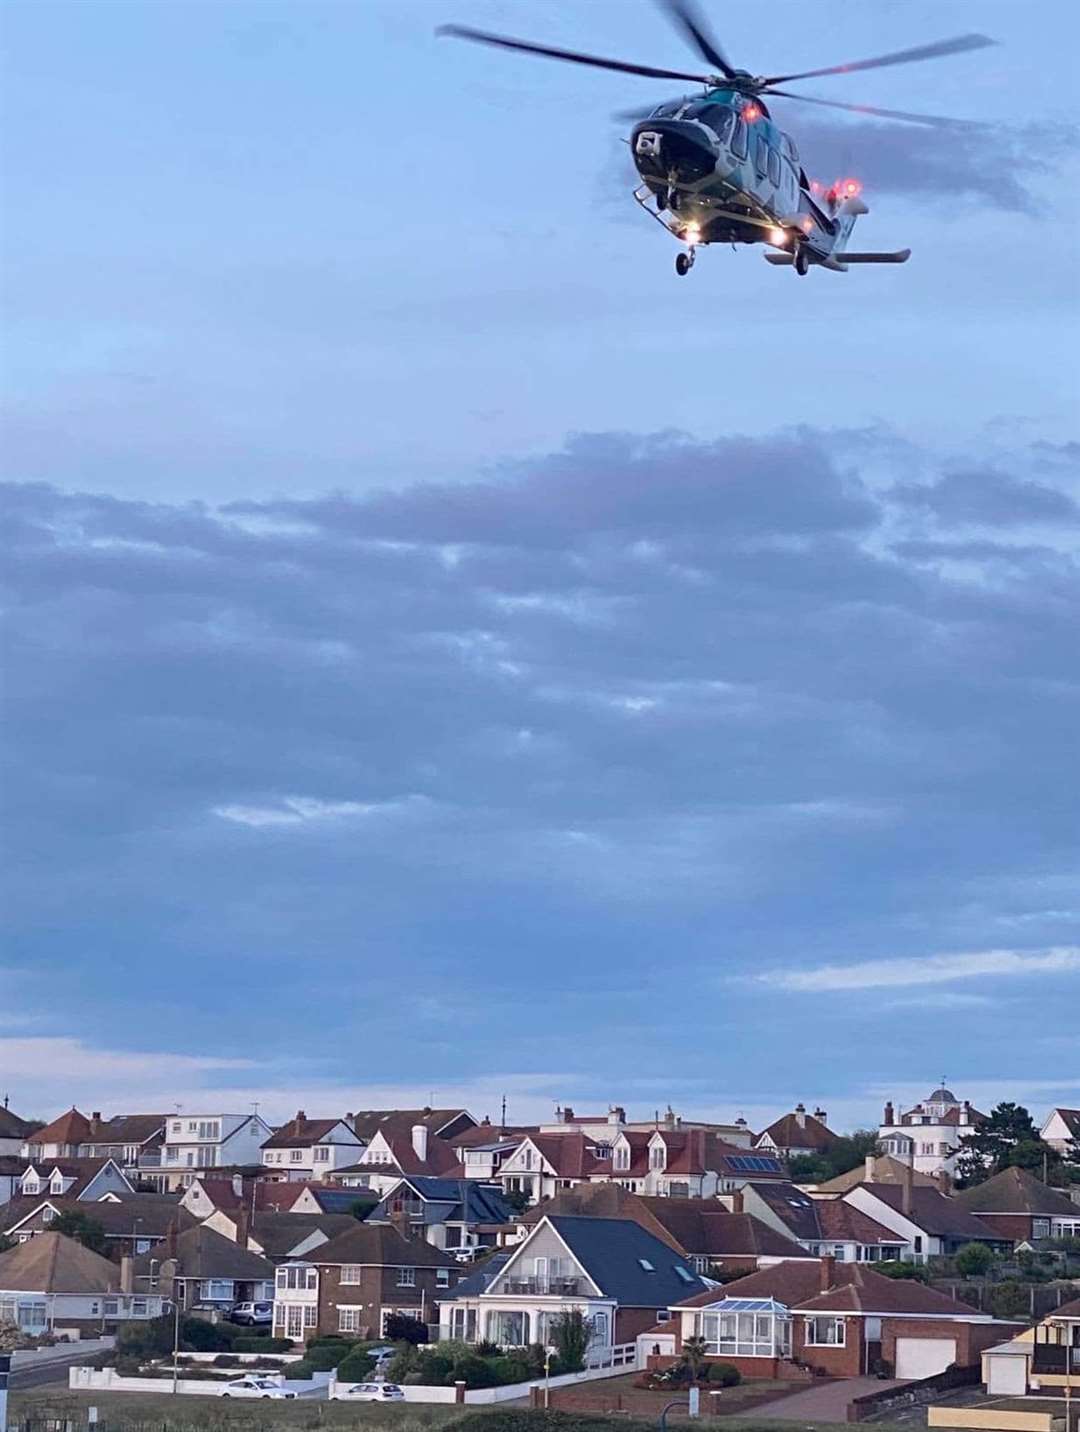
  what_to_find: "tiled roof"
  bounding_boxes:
[448,1125,537,1149]
[85,1115,166,1146]
[857,1184,1001,1239]
[746,1181,822,1241]
[815,1156,938,1194]
[755,1112,838,1153]
[814,1200,905,1246]
[521,1184,685,1251]
[674,1258,986,1319]
[0,1231,121,1294]
[311,1222,460,1269]
[294,1187,378,1216]
[0,1107,32,1140]
[526,1133,611,1179]
[382,1132,464,1178]
[27,1108,93,1147]
[376,1177,514,1227]
[261,1117,350,1150]
[348,1109,474,1142]
[1049,1296,1080,1320]
[954,1167,1078,1218]
[450,1251,513,1298]
[188,1178,311,1214]
[545,1216,709,1307]
[1048,1110,1080,1141]
[4,1194,196,1239]
[133,1224,274,1282]
[244,1211,359,1259]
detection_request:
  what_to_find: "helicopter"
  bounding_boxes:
[438,0,994,276]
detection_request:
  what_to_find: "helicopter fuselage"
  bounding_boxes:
[630,89,833,255]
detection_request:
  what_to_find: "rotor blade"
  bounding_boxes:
[612,97,690,122]
[763,32,995,86]
[764,88,979,129]
[436,24,712,85]
[658,0,737,79]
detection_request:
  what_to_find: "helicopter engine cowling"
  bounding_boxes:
[631,119,717,189]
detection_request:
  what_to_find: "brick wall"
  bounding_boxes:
[316,1263,445,1339]
[793,1315,864,1378]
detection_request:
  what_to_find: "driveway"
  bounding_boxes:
[748,1376,906,1422]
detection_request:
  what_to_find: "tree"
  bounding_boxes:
[955,1242,995,1277]
[51,1211,108,1254]
[956,1103,1058,1187]
[501,1189,531,1215]
[383,1312,429,1345]
[788,1130,881,1184]
[681,1335,710,1382]
[550,1309,590,1374]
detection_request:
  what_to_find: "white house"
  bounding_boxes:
[877,1087,983,1178]
[260,1113,363,1182]
[844,1183,1008,1262]
[0,1232,166,1335]
[161,1112,274,1188]
[1040,1109,1080,1158]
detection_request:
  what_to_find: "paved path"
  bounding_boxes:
[748,1376,905,1422]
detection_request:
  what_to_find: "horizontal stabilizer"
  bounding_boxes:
[764,252,795,264]
[838,248,912,263]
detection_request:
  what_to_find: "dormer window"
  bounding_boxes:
[614,1145,629,1171]
[650,1145,666,1171]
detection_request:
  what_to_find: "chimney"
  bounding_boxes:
[562,1107,574,1124]
[411,1124,429,1164]
[390,1208,412,1242]
[960,1101,970,1127]
[884,1101,894,1126]
[814,1108,827,1123]
[232,1172,244,1198]
[120,1255,134,1293]
[819,1254,835,1293]
[92,1111,102,1123]
[295,1110,307,1135]
[236,1208,251,1248]
[901,1160,914,1217]
[164,1219,178,1262]
[664,1105,677,1130]
[936,1169,952,1195]
[865,1154,876,1181]
[794,1103,807,1129]
[730,1190,744,1214]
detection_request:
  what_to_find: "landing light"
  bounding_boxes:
[683,224,702,246]
[768,228,787,246]
[743,104,761,122]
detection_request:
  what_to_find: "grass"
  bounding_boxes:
[8,1387,859,1432]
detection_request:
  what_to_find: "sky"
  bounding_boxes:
[1,0,1079,1132]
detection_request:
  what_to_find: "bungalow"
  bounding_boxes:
[844,1182,1010,1261]
[740,1181,907,1263]
[754,1106,839,1161]
[812,1154,939,1196]
[133,1225,275,1311]
[369,1177,514,1255]
[953,1167,1080,1245]
[440,1214,710,1352]
[259,1113,364,1183]
[0,1232,166,1336]
[13,1158,133,1205]
[272,1222,460,1343]
[665,1255,1022,1381]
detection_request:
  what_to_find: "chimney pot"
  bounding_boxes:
[884,1101,895,1126]
[562,1107,574,1124]
[814,1108,827,1123]
[92,1111,102,1123]
[794,1104,807,1129]
[730,1190,744,1214]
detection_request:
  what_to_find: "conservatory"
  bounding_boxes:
[698,1298,792,1359]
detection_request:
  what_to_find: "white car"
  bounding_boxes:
[221,1375,297,1399]
[334,1382,405,1402]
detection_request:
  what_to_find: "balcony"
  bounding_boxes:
[498,1276,584,1296]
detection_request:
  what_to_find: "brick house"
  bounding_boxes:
[272,1221,460,1343]
[953,1167,1080,1245]
[661,1255,1022,1381]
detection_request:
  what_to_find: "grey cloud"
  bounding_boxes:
[785,119,1076,215]
[891,467,1079,526]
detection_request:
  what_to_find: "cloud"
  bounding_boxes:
[891,468,1079,526]
[756,946,1080,992]
[787,118,1077,214]
[213,794,430,829]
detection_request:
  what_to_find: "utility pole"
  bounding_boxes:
[171,1264,183,1396]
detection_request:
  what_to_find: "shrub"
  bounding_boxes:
[491,1355,534,1385]
[877,1260,929,1282]
[451,1412,633,1432]
[233,1335,292,1353]
[116,1315,175,1360]
[476,1339,501,1357]
[180,1318,239,1352]
[212,1353,240,1367]
[336,1348,377,1383]
[451,1354,502,1389]
[955,1242,995,1277]
[707,1362,740,1387]
[416,1350,456,1384]
[990,1281,1032,1321]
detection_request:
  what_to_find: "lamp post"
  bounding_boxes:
[171,1263,183,1396]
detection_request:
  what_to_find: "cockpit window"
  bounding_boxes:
[650,101,684,119]
[681,102,733,141]
[730,116,748,160]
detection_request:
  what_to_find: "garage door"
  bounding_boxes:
[986,1353,1027,1396]
[895,1337,957,1380]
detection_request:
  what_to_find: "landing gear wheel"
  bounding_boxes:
[795,245,810,276]
[675,251,692,276]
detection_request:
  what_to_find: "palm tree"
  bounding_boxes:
[682,1335,709,1382]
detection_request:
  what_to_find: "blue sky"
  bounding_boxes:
[2,0,1079,1130]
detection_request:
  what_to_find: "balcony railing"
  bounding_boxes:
[498,1277,584,1296]
[1032,1346,1080,1374]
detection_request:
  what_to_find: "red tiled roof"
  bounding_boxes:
[674,1258,987,1318]
[190,1178,307,1214]
[261,1117,348,1150]
[525,1133,610,1179]
[755,1112,838,1153]
[953,1167,1078,1219]
[27,1109,93,1147]
[815,1200,905,1246]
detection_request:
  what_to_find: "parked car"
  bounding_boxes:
[229,1301,272,1326]
[334,1382,405,1402]
[366,1345,396,1362]
[221,1375,296,1399]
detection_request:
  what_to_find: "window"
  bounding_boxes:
[450,1305,477,1341]
[755,135,769,177]
[171,1121,182,1134]
[436,1269,451,1288]
[304,1305,316,1328]
[314,1147,330,1162]
[340,1265,362,1284]
[103,1298,119,1317]
[202,1280,233,1302]
[135,1238,151,1254]
[131,1297,148,1316]
[339,1307,361,1333]
[730,117,748,160]
[397,1267,416,1287]
[290,1150,303,1163]
[767,147,781,186]
[42,1206,55,1223]
[701,1308,789,1358]
[277,1265,317,1291]
[805,1316,845,1346]
[614,1145,629,1171]
[649,1145,665,1171]
[656,1310,671,1322]
[638,1258,655,1272]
